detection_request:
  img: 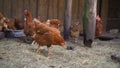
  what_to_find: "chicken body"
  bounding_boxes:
[4,18,16,30]
[0,12,16,30]
[0,13,5,31]
[33,20,66,54]
[46,19,61,29]
[24,10,35,36]
[24,10,66,55]
[70,23,81,43]
[95,15,103,37]
[14,18,24,30]
[70,23,80,38]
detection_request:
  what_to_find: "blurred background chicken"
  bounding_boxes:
[36,16,41,22]
[95,15,103,38]
[0,12,4,31]
[70,23,81,43]
[0,12,16,31]
[46,19,61,29]
[14,18,24,30]
[24,10,66,56]
[4,18,16,30]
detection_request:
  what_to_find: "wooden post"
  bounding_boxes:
[83,0,97,47]
[63,0,72,41]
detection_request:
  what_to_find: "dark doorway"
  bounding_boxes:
[97,0,102,17]
[107,0,120,31]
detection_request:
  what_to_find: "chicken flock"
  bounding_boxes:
[0,10,66,56]
[0,10,103,55]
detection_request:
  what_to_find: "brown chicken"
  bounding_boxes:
[4,18,16,30]
[36,16,41,21]
[24,9,35,36]
[14,18,24,30]
[95,15,103,37]
[0,12,16,30]
[46,19,61,29]
[0,12,5,31]
[34,16,61,29]
[24,10,66,55]
[33,21,66,55]
[70,23,81,43]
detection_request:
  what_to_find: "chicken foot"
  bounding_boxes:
[47,45,52,56]
[35,45,41,53]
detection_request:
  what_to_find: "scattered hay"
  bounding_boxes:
[0,38,120,68]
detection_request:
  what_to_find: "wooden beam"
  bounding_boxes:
[0,0,4,13]
[38,0,48,21]
[63,0,72,40]
[83,0,97,47]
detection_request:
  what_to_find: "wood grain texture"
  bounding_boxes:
[38,0,48,21]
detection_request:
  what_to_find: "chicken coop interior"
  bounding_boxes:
[0,0,120,68]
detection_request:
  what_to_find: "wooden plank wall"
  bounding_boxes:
[0,0,84,24]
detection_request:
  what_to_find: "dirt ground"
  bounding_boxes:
[0,37,120,68]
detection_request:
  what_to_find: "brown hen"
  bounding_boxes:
[24,10,66,56]
[70,23,81,43]
[95,15,103,37]
[46,19,61,29]
[0,12,16,30]
[24,9,35,36]
[33,20,66,55]
[14,18,24,30]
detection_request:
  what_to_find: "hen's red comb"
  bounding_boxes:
[24,9,28,14]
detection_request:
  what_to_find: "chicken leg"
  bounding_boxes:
[35,45,41,53]
[47,44,52,56]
